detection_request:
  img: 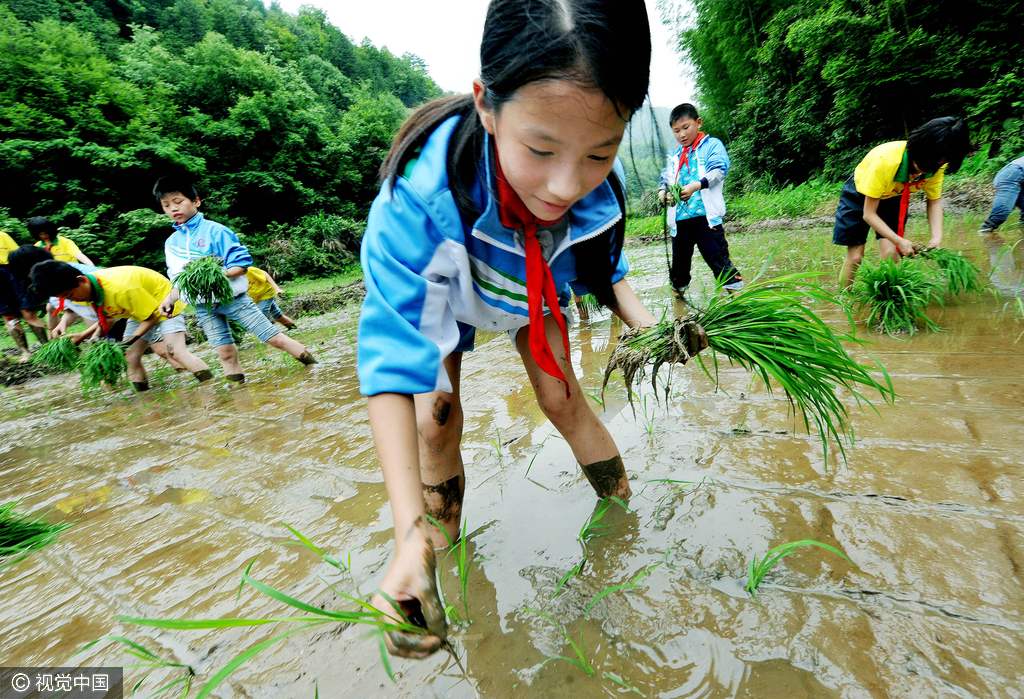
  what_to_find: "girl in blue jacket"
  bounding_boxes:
[358,0,707,658]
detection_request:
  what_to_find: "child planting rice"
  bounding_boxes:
[155,176,315,384]
[832,117,971,288]
[246,267,297,329]
[357,0,688,658]
[30,261,213,392]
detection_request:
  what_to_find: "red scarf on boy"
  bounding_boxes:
[675,132,706,182]
[494,150,572,398]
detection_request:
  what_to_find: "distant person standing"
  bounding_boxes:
[657,103,742,297]
[154,176,315,383]
[979,155,1024,235]
[29,216,94,265]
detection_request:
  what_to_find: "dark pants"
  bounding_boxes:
[670,217,742,290]
[832,176,904,246]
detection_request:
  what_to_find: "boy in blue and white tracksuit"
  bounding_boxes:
[658,103,742,295]
[154,177,315,381]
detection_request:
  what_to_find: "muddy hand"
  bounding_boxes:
[374,529,447,658]
[687,321,709,357]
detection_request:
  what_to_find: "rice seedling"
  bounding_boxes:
[553,497,631,597]
[604,672,646,697]
[79,341,128,392]
[426,515,473,623]
[491,427,503,459]
[31,335,79,372]
[177,256,234,310]
[604,272,896,462]
[579,496,629,544]
[577,292,601,318]
[745,538,854,599]
[0,500,73,569]
[917,248,984,296]
[528,566,656,677]
[122,568,428,698]
[850,257,946,336]
[525,431,554,478]
[643,476,713,524]
[280,521,359,594]
[75,635,195,697]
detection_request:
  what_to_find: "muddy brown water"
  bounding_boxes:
[2,226,1023,698]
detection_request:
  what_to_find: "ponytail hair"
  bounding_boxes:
[379,0,651,309]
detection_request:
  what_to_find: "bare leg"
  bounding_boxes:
[214,343,244,377]
[157,333,207,376]
[516,314,630,498]
[275,313,296,329]
[6,317,31,362]
[842,244,865,289]
[878,238,901,263]
[125,340,149,388]
[150,340,186,370]
[413,354,465,547]
[266,332,315,364]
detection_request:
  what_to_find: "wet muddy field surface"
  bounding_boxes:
[2,224,1023,698]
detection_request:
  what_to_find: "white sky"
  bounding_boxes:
[274,0,695,109]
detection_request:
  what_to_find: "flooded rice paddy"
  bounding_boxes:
[1,223,1023,698]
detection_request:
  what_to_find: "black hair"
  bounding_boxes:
[379,0,652,309]
[7,245,53,280]
[27,216,58,241]
[29,260,84,299]
[906,117,971,175]
[153,176,200,202]
[669,103,700,124]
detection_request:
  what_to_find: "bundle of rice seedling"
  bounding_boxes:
[918,248,984,296]
[1,500,72,569]
[850,257,945,336]
[31,336,79,372]
[603,273,896,461]
[177,255,234,309]
[78,341,127,391]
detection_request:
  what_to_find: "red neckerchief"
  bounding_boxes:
[53,297,66,315]
[493,149,572,398]
[675,132,706,182]
[897,174,926,239]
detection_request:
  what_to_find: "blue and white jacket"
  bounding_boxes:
[164,212,253,305]
[659,136,730,230]
[358,115,630,397]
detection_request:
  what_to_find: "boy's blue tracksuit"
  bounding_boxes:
[358,115,629,397]
[659,136,742,291]
[164,212,279,346]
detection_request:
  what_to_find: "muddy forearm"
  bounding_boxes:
[367,393,427,549]
[611,279,657,329]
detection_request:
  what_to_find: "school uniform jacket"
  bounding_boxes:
[164,212,253,305]
[358,115,630,397]
[659,136,730,230]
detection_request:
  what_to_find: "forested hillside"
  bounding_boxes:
[668,0,1023,188]
[0,0,442,277]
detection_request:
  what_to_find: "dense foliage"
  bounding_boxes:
[667,0,1024,188]
[0,0,442,278]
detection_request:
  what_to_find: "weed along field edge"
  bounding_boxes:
[1,215,1023,698]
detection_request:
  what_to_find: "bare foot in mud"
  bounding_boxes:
[581,455,631,499]
[17,351,32,364]
[373,524,447,658]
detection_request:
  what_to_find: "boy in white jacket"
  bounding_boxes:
[658,103,742,295]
